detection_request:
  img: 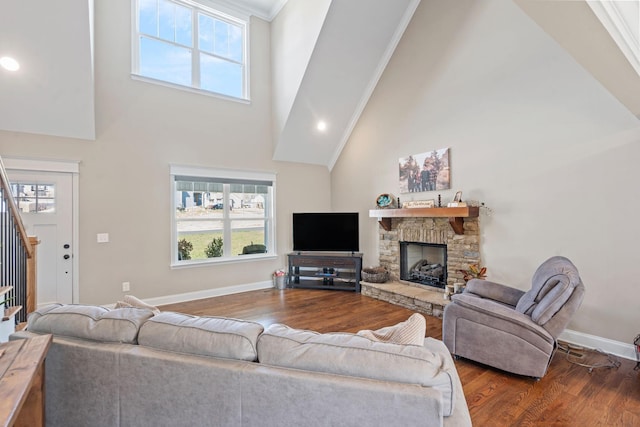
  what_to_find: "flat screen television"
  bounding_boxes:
[292,212,359,252]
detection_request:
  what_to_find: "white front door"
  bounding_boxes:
[6,170,74,305]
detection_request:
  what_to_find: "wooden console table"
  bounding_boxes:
[288,252,363,292]
[0,334,52,427]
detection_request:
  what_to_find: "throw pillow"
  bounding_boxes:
[357,313,426,346]
[115,295,160,315]
[114,300,133,309]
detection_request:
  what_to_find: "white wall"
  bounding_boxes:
[331,0,640,343]
[0,0,331,304]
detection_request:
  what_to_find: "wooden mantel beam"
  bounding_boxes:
[370,206,479,235]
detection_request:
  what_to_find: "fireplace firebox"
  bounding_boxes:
[400,241,447,289]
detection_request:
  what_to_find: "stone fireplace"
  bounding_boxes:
[361,207,481,317]
[378,216,480,289]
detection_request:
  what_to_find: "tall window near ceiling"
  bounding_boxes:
[133,0,248,100]
[171,166,275,265]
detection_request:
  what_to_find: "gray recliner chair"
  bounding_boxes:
[442,256,585,378]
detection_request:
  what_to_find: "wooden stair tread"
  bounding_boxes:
[15,322,27,332]
[3,305,22,321]
[0,286,13,298]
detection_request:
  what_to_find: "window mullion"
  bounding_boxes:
[222,185,232,256]
[172,2,177,43]
[200,50,243,67]
[140,33,190,49]
[155,0,160,39]
[192,11,200,88]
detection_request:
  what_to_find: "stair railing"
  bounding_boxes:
[0,156,36,324]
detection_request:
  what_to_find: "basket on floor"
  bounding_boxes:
[361,266,389,283]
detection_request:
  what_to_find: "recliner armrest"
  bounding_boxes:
[464,279,525,308]
[450,293,552,342]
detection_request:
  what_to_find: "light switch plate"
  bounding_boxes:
[97,233,109,243]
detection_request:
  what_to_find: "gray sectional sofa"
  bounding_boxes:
[11,304,472,427]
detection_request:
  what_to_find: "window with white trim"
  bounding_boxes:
[171,166,275,265]
[133,0,248,100]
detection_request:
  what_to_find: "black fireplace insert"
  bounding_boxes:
[399,241,447,289]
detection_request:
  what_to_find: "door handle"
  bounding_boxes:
[63,254,70,260]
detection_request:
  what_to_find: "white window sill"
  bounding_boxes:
[131,74,251,104]
[171,253,278,269]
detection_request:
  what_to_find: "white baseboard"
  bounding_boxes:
[559,329,637,361]
[143,280,274,307]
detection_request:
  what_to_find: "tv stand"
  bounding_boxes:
[288,252,363,292]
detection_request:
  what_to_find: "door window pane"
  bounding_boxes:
[10,183,55,213]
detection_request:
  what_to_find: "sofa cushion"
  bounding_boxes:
[257,323,456,416]
[27,303,154,344]
[137,312,264,361]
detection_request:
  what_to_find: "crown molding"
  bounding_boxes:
[587,0,640,77]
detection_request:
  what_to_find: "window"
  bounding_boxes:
[133,0,248,100]
[171,166,275,265]
[10,183,55,213]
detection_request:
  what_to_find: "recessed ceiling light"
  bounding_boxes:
[0,56,20,71]
[316,121,327,132]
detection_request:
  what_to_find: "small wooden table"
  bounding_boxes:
[0,334,52,427]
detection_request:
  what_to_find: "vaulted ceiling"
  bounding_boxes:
[270,0,420,169]
[0,0,638,166]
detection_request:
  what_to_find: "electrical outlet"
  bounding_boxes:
[122,281,130,292]
[97,233,109,243]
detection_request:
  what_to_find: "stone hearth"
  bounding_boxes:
[361,281,449,318]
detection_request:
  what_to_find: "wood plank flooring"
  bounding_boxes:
[160,288,640,426]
